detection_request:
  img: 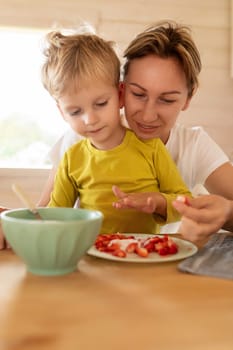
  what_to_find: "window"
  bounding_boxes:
[0,27,68,168]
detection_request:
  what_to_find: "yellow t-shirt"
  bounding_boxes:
[49,129,191,234]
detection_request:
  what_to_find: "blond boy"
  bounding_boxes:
[42,28,191,234]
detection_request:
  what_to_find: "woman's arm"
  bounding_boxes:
[38,129,82,207]
[205,162,233,199]
[37,166,57,207]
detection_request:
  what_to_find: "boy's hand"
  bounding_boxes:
[112,185,156,214]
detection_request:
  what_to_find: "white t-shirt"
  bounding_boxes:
[166,123,229,192]
[49,123,229,232]
[49,128,83,167]
[161,123,229,233]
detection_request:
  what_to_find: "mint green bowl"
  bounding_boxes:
[1,208,103,276]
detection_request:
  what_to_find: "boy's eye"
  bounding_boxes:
[70,109,81,116]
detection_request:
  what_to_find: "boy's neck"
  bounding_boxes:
[90,125,126,150]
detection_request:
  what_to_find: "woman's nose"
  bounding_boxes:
[141,102,158,123]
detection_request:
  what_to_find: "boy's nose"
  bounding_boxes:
[82,112,98,125]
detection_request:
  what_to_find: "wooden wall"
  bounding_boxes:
[0,168,49,208]
[0,0,232,158]
[0,0,232,206]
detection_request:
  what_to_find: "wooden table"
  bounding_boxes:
[0,234,233,350]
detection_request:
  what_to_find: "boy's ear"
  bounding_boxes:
[119,82,125,108]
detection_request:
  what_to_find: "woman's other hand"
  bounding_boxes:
[172,194,232,244]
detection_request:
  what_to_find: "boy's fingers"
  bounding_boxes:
[146,197,155,212]
[112,185,127,199]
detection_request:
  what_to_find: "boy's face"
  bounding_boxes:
[57,81,124,150]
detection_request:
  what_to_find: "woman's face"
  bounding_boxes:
[122,55,191,143]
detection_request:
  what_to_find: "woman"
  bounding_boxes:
[112,20,233,213]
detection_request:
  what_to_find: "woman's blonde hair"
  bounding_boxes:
[123,20,202,97]
[41,28,120,99]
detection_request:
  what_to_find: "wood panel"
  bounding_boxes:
[231,0,233,77]
[0,0,232,163]
[0,168,49,208]
[0,0,229,29]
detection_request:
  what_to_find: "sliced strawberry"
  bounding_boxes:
[94,233,178,258]
[126,242,138,253]
[154,242,165,252]
[157,247,170,256]
[149,236,163,244]
[106,243,121,252]
[135,246,149,257]
[143,240,155,252]
[112,249,127,258]
[167,244,178,254]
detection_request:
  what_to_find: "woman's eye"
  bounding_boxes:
[96,100,108,107]
[132,91,145,98]
[160,98,176,104]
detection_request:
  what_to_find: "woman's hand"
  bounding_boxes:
[172,194,232,244]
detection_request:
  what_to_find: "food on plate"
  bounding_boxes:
[94,233,178,258]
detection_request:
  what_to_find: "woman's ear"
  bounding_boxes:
[182,85,198,111]
[119,82,125,109]
[182,96,192,111]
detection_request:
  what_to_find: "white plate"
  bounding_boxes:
[87,234,198,263]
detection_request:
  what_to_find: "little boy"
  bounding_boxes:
[42,27,191,234]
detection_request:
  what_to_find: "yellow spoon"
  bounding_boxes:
[12,183,42,220]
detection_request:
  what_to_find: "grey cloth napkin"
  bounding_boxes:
[178,232,233,280]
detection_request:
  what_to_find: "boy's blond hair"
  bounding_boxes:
[41,29,120,99]
[123,20,202,98]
